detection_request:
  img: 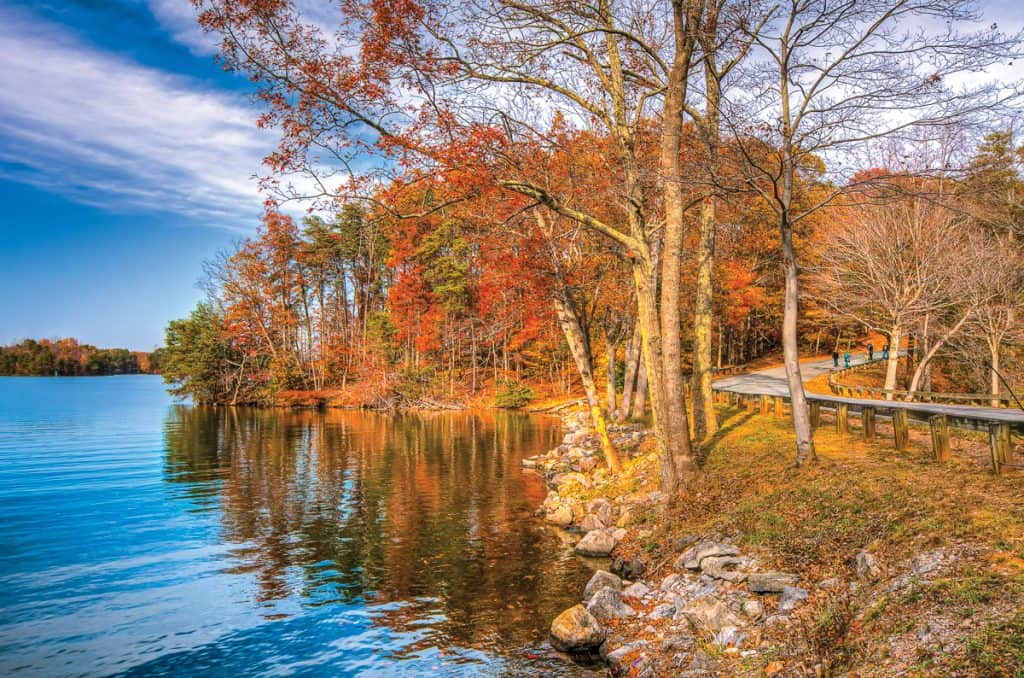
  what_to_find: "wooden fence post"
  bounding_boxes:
[836,403,849,434]
[810,401,821,429]
[862,407,876,441]
[929,415,950,462]
[892,409,909,451]
[774,395,784,419]
[760,395,770,416]
[989,422,1011,474]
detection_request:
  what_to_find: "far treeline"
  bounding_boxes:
[0,338,165,377]
[164,0,1023,495]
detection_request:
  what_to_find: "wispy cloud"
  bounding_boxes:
[0,6,275,231]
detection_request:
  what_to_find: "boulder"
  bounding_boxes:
[582,570,622,602]
[602,640,648,670]
[586,587,635,619]
[575,529,618,557]
[855,550,881,581]
[611,556,647,580]
[649,603,676,619]
[747,572,800,593]
[622,581,651,600]
[700,556,748,583]
[550,605,606,652]
[742,599,764,620]
[587,498,614,526]
[677,541,741,570]
[680,595,742,633]
[660,573,683,591]
[544,504,573,527]
[714,625,747,648]
[580,514,606,532]
[778,586,809,612]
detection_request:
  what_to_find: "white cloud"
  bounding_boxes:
[0,6,275,231]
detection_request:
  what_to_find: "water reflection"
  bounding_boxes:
[162,407,593,671]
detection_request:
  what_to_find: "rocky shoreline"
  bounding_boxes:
[523,409,977,676]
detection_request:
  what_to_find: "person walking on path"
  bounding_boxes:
[882,344,890,360]
[867,341,874,361]
[832,349,840,368]
[843,350,851,368]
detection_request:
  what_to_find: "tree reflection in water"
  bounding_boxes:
[162,407,592,659]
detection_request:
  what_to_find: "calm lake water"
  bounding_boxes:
[0,376,599,676]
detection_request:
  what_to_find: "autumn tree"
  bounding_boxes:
[724,0,1021,464]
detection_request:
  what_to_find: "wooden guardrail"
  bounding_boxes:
[827,359,1021,409]
[712,388,1024,474]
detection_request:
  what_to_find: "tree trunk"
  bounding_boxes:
[781,220,816,466]
[884,325,902,398]
[990,343,1001,407]
[618,322,641,421]
[634,356,648,418]
[692,195,719,442]
[605,332,619,414]
[552,295,621,473]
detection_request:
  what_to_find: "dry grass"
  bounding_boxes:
[623,405,1024,675]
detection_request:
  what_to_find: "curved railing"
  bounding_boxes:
[827,359,1020,409]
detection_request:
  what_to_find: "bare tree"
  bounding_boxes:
[725,0,1021,463]
[962,236,1024,404]
[810,198,967,397]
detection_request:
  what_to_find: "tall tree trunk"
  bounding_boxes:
[692,195,719,442]
[781,219,816,466]
[552,295,621,473]
[634,258,678,492]
[906,309,971,398]
[605,332,619,414]
[634,356,648,418]
[884,325,903,398]
[656,0,701,489]
[618,322,642,421]
[990,342,1001,407]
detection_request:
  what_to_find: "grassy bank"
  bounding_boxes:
[611,405,1023,675]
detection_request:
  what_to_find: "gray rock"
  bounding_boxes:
[586,498,614,527]
[763,613,790,628]
[714,625,747,648]
[622,581,651,599]
[742,599,764,620]
[748,571,800,593]
[673,534,701,551]
[586,587,635,619]
[680,595,742,632]
[855,550,881,580]
[660,573,683,591]
[580,513,605,532]
[611,556,646,580]
[649,603,676,619]
[818,577,843,591]
[677,541,741,570]
[701,556,748,582]
[544,504,573,527]
[911,550,946,576]
[575,529,617,557]
[778,586,809,611]
[583,570,622,602]
[550,604,605,652]
[602,640,648,668]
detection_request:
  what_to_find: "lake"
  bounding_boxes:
[0,376,599,676]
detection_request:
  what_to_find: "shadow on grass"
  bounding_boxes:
[696,406,757,466]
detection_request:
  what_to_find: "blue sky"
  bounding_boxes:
[0,0,273,350]
[1,0,1021,351]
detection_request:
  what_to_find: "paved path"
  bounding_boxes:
[713,355,1024,427]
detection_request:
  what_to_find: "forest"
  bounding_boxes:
[0,337,163,376]
[162,0,1024,496]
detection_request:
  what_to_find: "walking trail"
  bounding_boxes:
[712,354,1024,426]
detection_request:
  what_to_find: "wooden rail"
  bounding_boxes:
[828,360,1020,409]
[712,388,1024,474]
